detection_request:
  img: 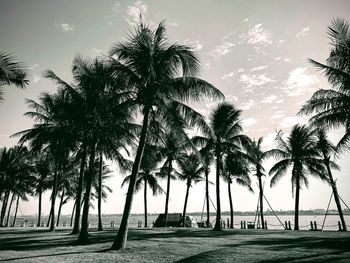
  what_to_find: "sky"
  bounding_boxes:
[1,0,350,217]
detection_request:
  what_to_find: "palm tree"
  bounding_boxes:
[122,144,164,228]
[268,125,327,230]
[245,137,268,229]
[224,152,253,229]
[177,153,204,227]
[299,18,350,152]
[0,51,29,103]
[192,103,249,231]
[108,20,223,250]
[315,129,347,231]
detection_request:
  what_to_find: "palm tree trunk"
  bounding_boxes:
[144,178,148,228]
[294,175,300,230]
[70,200,76,227]
[0,189,10,226]
[325,159,347,231]
[227,181,234,229]
[37,189,42,227]
[111,106,151,250]
[49,164,58,231]
[205,169,210,228]
[78,138,97,244]
[98,153,103,231]
[56,188,65,227]
[214,149,222,231]
[11,195,20,227]
[46,210,52,227]
[164,159,173,228]
[72,144,87,234]
[5,193,15,227]
[257,174,265,229]
[182,183,190,227]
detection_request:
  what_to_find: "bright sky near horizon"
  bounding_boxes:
[1,0,350,217]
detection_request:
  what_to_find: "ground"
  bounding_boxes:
[0,227,350,262]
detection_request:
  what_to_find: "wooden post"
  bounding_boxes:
[288,221,291,230]
[313,221,317,230]
[264,221,267,229]
[310,221,314,230]
[338,221,342,231]
[243,221,246,229]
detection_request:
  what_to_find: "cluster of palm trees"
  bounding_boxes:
[0,17,349,251]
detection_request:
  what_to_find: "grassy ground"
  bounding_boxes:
[0,227,350,262]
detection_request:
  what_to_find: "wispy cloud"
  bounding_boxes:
[239,99,255,110]
[221,71,235,80]
[239,73,275,87]
[250,65,268,72]
[296,26,310,38]
[261,94,278,103]
[30,64,41,83]
[240,23,272,46]
[242,117,258,128]
[183,39,203,51]
[283,67,318,96]
[209,41,235,58]
[125,1,147,25]
[55,23,75,32]
[280,116,307,128]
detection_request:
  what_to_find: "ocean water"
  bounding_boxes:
[12,213,350,231]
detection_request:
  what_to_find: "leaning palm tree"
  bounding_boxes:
[0,51,29,103]
[108,20,223,250]
[245,137,268,229]
[176,153,204,227]
[122,144,164,228]
[268,125,327,230]
[315,129,346,231]
[299,18,350,152]
[224,152,253,229]
[192,103,249,231]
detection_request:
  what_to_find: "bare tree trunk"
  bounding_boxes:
[70,200,76,227]
[164,159,173,227]
[111,106,150,250]
[182,183,190,227]
[0,189,10,226]
[5,193,15,227]
[49,165,58,231]
[205,169,210,228]
[11,195,20,227]
[98,153,103,231]
[37,189,42,227]
[214,148,222,231]
[144,178,148,228]
[227,180,234,229]
[257,174,265,229]
[56,188,65,227]
[77,138,97,244]
[72,144,86,234]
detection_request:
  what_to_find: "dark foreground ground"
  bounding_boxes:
[0,227,350,262]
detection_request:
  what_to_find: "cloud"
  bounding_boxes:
[240,23,272,46]
[270,110,285,120]
[239,73,275,87]
[261,94,278,103]
[242,117,258,128]
[30,64,41,83]
[283,67,319,96]
[239,99,255,110]
[125,1,147,25]
[296,26,310,38]
[209,41,235,58]
[55,23,75,32]
[226,94,238,102]
[221,72,235,80]
[279,116,307,128]
[250,65,267,72]
[184,39,203,51]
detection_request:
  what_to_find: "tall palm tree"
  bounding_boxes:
[0,51,29,103]
[315,129,346,231]
[122,144,164,228]
[177,153,204,227]
[245,137,268,229]
[224,152,253,229]
[268,125,327,230]
[108,20,223,250]
[299,18,350,152]
[192,103,249,231]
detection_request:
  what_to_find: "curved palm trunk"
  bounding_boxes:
[72,144,87,234]
[0,190,10,226]
[182,183,190,227]
[164,159,173,227]
[56,188,65,227]
[46,210,52,227]
[49,165,58,231]
[98,153,103,231]
[5,193,15,227]
[325,158,347,231]
[78,138,97,244]
[257,174,265,229]
[144,178,148,228]
[37,189,42,227]
[227,180,234,229]
[70,200,76,227]
[205,169,210,228]
[294,175,300,230]
[213,149,222,231]
[11,195,19,227]
[111,106,151,250]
